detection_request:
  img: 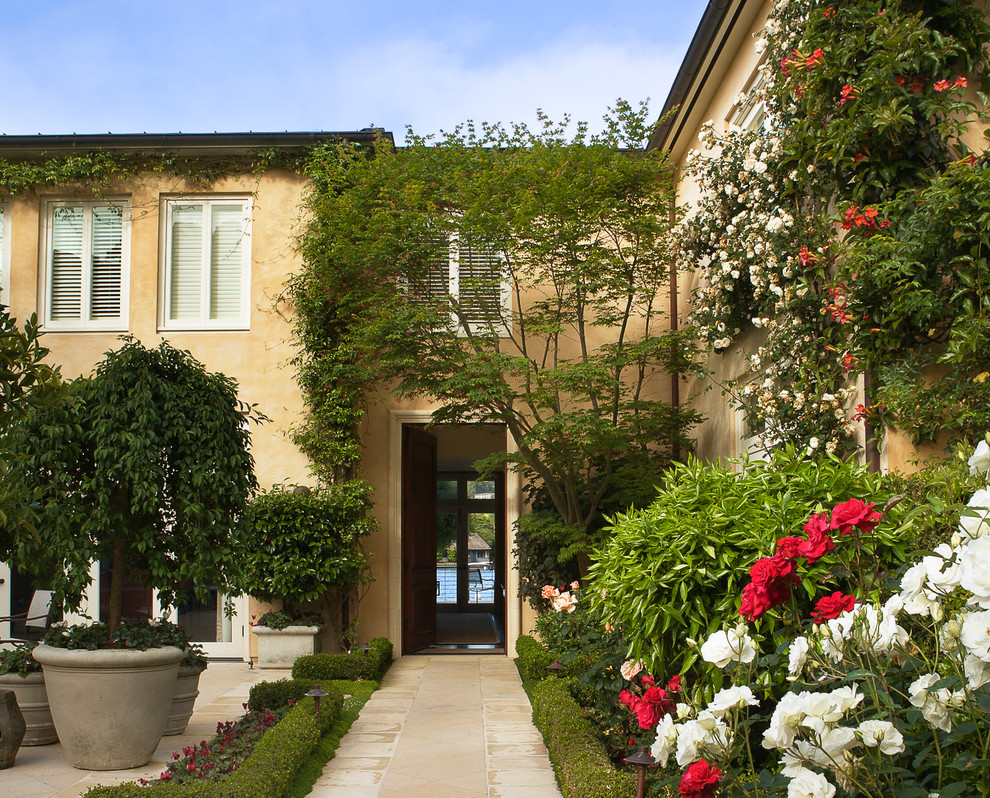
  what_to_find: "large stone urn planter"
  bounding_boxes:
[33,644,183,770]
[253,625,320,668]
[164,663,205,736]
[0,671,57,745]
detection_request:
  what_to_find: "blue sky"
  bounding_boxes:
[0,0,709,142]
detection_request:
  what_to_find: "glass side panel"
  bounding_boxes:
[467,512,495,604]
[436,512,457,604]
[177,583,232,644]
[467,480,495,499]
[437,479,458,501]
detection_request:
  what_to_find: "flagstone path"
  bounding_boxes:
[309,654,562,798]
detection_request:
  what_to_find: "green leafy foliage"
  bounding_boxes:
[290,636,392,682]
[3,337,261,637]
[0,308,62,532]
[290,101,702,582]
[242,483,376,614]
[589,449,913,674]
[0,641,42,677]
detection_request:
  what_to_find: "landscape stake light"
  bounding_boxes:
[306,685,328,718]
[547,659,564,676]
[623,745,655,798]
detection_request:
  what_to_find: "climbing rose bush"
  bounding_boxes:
[649,437,990,797]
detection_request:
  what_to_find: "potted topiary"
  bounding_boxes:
[2,338,261,769]
[243,483,375,668]
[0,642,57,745]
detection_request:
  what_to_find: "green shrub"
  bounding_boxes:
[529,677,640,798]
[515,634,555,683]
[590,449,913,674]
[247,679,314,712]
[291,636,392,682]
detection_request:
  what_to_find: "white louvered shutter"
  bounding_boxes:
[50,206,84,320]
[90,204,123,319]
[456,243,503,329]
[169,204,204,320]
[209,203,244,320]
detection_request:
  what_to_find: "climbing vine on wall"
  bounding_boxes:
[680,0,990,452]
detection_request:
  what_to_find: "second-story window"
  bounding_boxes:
[44,200,129,331]
[161,197,252,330]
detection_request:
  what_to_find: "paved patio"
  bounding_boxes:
[2,654,561,798]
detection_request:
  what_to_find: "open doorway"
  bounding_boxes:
[401,423,506,654]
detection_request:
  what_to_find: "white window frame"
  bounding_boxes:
[0,201,10,305]
[445,235,512,338]
[41,199,130,332]
[727,70,768,133]
[159,196,252,331]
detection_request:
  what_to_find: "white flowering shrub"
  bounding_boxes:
[679,0,990,450]
[649,436,990,798]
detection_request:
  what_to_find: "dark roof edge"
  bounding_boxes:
[648,0,738,152]
[0,129,394,156]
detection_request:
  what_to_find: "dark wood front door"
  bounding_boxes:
[402,425,438,653]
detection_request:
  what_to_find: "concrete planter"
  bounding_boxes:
[0,671,57,745]
[164,663,205,736]
[33,644,183,770]
[252,625,319,668]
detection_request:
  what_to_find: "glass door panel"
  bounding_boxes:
[436,511,458,605]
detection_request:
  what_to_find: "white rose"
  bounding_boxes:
[960,608,990,662]
[650,714,678,766]
[701,625,758,668]
[707,685,759,716]
[787,767,836,798]
[968,439,990,476]
[788,636,809,677]
[857,719,905,755]
[959,489,990,540]
[959,536,990,608]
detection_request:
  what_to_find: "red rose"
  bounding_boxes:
[618,689,636,711]
[635,686,674,729]
[811,591,856,623]
[749,554,796,585]
[830,498,882,535]
[667,674,682,692]
[775,536,804,559]
[739,581,773,621]
[641,674,656,688]
[679,759,723,798]
[798,513,835,563]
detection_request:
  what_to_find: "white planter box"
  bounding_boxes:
[252,625,320,668]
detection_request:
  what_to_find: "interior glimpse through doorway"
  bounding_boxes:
[402,422,507,654]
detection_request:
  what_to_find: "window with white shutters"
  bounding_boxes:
[410,236,509,336]
[43,200,129,330]
[161,197,251,330]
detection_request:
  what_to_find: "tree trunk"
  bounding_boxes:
[107,486,129,638]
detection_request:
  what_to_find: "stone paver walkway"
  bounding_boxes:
[310,655,562,798]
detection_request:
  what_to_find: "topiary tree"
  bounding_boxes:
[241,482,376,641]
[2,337,262,639]
[0,308,62,533]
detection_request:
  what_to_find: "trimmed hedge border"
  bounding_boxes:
[516,634,641,798]
[529,676,639,798]
[79,680,351,798]
[292,636,392,682]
